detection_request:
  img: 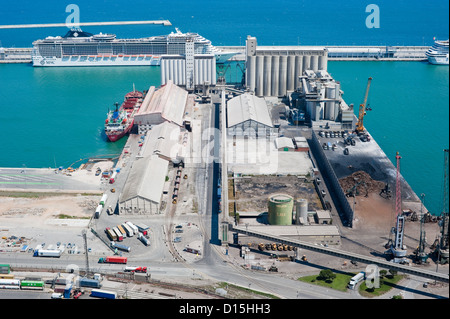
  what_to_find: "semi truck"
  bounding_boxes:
[138,233,150,246]
[135,223,149,235]
[124,266,147,273]
[90,289,117,299]
[98,256,127,264]
[33,249,62,258]
[100,194,108,206]
[348,271,365,289]
[94,204,103,219]
[110,241,131,252]
[109,171,118,184]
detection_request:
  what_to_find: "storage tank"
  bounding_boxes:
[268,194,294,225]
[295,199,308,225]
[271,55,280,97]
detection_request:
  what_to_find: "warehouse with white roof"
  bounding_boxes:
[227,93,276,137]
[119,155,169,215]
[135,80,189,134]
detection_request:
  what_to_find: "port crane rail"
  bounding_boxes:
[229,224,449,283]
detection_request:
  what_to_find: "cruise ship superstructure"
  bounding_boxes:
[425,40,449,65]
[31,28,237,67]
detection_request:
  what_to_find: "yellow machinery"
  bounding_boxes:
[355,77,373,133]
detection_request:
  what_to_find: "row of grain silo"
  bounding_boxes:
[160,55,216,88]
[246,53,328,98]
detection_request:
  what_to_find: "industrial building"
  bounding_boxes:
[138,122,184,163]
[226,93,276,137]
[245,36,328,97]
[119,155,169,215]
[160,53,216,89]
[292,69,354,129]
[135,80,193,134]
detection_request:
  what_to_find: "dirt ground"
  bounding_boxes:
[233,175,322,212]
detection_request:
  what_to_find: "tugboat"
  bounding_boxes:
[104,89,143,142]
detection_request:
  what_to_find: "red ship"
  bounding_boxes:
[104,89,143,142]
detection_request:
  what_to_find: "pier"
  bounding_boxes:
[0,20,172,29]
[217,45,429,62]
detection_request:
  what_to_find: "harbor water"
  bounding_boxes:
[0,0,448,215]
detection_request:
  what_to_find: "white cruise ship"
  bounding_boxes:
[425,39,449,65]
[31,28,237,67]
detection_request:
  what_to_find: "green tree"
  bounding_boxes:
[318,269,336,282]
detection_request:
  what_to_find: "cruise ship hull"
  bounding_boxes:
[33,55,161,67]
[32,52,235,67]
[427,55,449,65]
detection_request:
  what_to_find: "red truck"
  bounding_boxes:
[124,266,147,273]
[98,256,127,264]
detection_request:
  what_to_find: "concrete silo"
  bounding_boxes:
[278,55,288,96]
[263,55,272,97]
[295,199,308,225]
[255,55,264,97]
[271,55,280,97]
[268,194,294,225]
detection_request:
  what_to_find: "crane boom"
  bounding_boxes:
[355,77,373,133]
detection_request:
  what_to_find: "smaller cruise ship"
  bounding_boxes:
[425,39,449,65]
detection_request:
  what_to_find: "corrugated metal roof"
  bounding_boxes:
[227,93,273,128]
[135,80,187,126]
[140,122,181,160]
[119,155,168,204]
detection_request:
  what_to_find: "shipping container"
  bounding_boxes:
[0,264,10,274]
[121,223,134,237]
[126,221,139,234]
[117,225,127,236]
[78,277,101,288]
[106,228,117,241]
[20,280,44,290]
[90,289,117,299]
[112,227,123,241]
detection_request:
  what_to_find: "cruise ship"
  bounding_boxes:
[425,39,449,65]
[31,28,237,67]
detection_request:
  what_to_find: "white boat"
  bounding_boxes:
[32,28,238,67]
[425,39,449,65]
